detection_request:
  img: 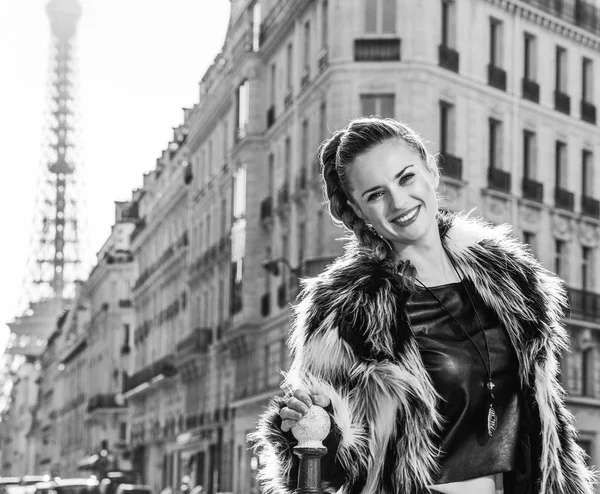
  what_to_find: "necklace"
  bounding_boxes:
[415,257,497,437]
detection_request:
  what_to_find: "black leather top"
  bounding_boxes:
[406,279,523,485]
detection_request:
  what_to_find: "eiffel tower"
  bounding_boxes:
[6,0,84,361]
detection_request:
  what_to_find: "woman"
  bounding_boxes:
[249,117,595,494]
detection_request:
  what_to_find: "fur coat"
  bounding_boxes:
[249,212,596,494]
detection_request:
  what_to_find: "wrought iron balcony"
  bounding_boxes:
[566,287,600,322]
[260,196,273,221]
[266,105,275,129]
[554,91,571,115]
[554,187,574,211]
[438,44,459,73]
[522,177,544,203]
[176,327,212,357]
[487,64,507,92]
[87,393,125,413]
[441,154,462,180]
[582,195,600,219]
[522,78,540,103]
[354,38,401,62]
[581,100,596,125]
[318,48,329,72]
[123,354,177,394]
[487,167,511,193]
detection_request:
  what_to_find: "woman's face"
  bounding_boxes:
[347,138,439,251]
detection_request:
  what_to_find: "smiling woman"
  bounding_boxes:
[249,116,595,494]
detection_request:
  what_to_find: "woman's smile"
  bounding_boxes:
[390,205,421,227]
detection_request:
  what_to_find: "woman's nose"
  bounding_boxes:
[388,186,406,210]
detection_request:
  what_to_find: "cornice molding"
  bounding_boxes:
[486,0,600,50]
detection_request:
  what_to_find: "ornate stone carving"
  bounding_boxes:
[551,213,574,240]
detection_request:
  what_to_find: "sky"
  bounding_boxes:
[0,0,231,351]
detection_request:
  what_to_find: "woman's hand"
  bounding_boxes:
[280,389,332,432]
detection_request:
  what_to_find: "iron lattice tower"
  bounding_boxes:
[28,0,85,303]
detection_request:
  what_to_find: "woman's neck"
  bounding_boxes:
[395,235,460,287]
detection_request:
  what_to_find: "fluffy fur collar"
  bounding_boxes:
[250,212,596,494]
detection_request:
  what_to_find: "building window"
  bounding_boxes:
[555,140,567,189]
[268,152,275,196]
[581,345,593,397]
[301,119,309,166]
[284,136,292,183]
[237,80,250,138]
[252,1,261,52]
[554,239,565,277]
[233,166,247,220]
[488,118,503,169]
[582,150,593,197]
[582,246,592,290]
[555,46,567,93]
[319,101,327,141]
[523,231,537,256]
[365,0,396,34]
[303,21,311,71]
[264,340,284,388]
[582,57,594,103]
[523,130,536,178]
[270,64,276,106]
[298,221,306,262]
[286,43,293,90]
[523,32,537,81]
[321,0,328,49]
[489,18,503,67]
[230,166,247,315]
[441,0,456,48]
[439,101,455,155]
[360,94,395,118]
[221,198,227,237]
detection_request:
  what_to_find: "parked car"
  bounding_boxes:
[33,478,99,494]
[114,484,151,494]
[99,472,137,494]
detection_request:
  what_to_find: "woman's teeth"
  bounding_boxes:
[395,208,418,223]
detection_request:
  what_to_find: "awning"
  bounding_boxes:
[76,454,100,469]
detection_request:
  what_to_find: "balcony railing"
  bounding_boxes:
[520,0,600,37]
[522,78,540,103]
[354,38,401,62]
[582,195,600,218]
[554,187,575,211]
[487,167,511,193]
[522,177,544,203]
[438,44,459,73]
[554,91,571,115]
[441,154,462,180]
[567,287,600,322]
[487,64,507,91]
[260,196,273,221]
[87,393,125,413]
[176,327,212,357]
[123,354,177,394]
[318,48,329,72]
[581,100,597,124]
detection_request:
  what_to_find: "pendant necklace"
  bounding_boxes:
[415,256,497,437]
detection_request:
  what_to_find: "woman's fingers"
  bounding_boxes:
[310,394,331,408]
[293,389,313,408]
[287,396,310,414]
[280,419,297,432]
[280,407,304,421]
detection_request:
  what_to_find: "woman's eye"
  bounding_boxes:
[399,173,415,184]
[367,191,384,201]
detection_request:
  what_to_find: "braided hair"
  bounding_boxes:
[319,116,438,273]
